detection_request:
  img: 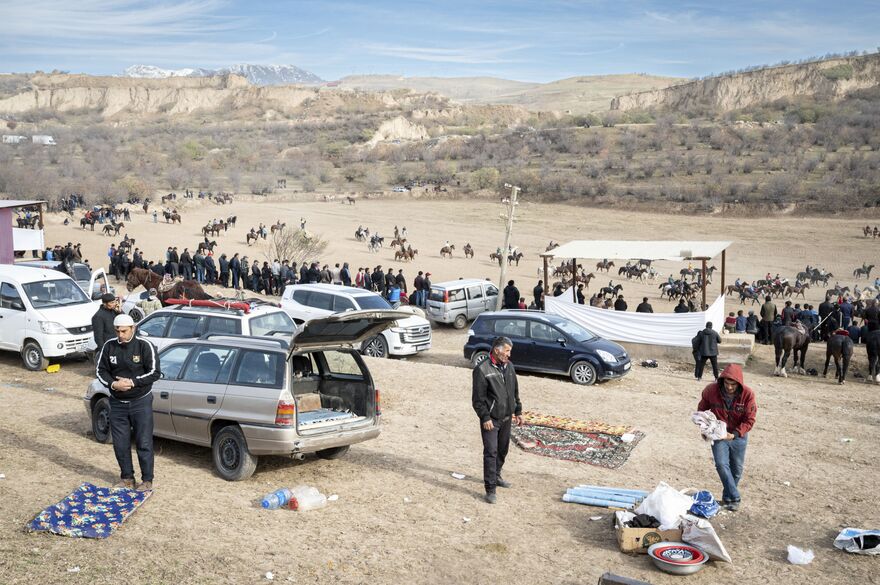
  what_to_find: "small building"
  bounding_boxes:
[0,199,47,264]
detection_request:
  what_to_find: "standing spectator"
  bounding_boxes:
[413,271,425,305]
[636,297,654,313]
[614,295,628,311]
[839,297,854,329]
[169,247,180,278]
[692,322,721,381]
[533,280,544,310]
[502,280,520,310]
[818,295,835,340]
[193,250,206,283]
[471,336,522,504]
[230,253,241,290]
[251,260,261,293]
[395,269,407,294]
[781,301,796,326]
[218,254,229,288]
[261,262,273,295]
[341,263,352,287]
[576,284,585,305]
[421,272,432,307]
[696,364,757,511]
[92,293,121,351]
[355,267,367,289]
[674,298,689,313]
[331,263,342,285]
[179,248,193,281]
[385,269,396,297]
[759,296,777,345]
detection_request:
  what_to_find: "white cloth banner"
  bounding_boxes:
[12,227,44,251]
[545,292,725,347]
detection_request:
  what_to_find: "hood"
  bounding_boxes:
[394,314,430,327]
[718,363,744,386]
[35,301,101,328]
[288,309,413,357]
[585,337,628,359]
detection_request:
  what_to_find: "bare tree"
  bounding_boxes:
[266,228,329,266]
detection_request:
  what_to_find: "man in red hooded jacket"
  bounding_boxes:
[697,363,757,511]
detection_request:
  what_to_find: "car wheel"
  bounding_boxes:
[453,314,468,329]
[471,350,490,367]
[21,341,48,371]
[129,307,145,323]
[212,425,258,481]
[362,335,389,358]
[317,446,350,459]
[91,397,113,444]
[570,361,598,385]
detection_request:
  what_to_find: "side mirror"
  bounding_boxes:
[140,330,150,337]
[11,300,25,311]
[557,337,566,345]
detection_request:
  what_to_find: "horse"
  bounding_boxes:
[823,333,854,384]
[865,330,880,383]
[773,325,810,377]
[864,225,872,238]
[390,237,407,248]
[270,222,286,234]
[202,224,222,238]
[598,284,623,299]
[80,217,96,231]
[103,222,124,236]
[489,252,504,265]
[125,268,212,303]
[440,244,455,258]
[246,231,259,245]
[406,247,418,261]
[580,273,595,289]
[853,264,874,279]
[163,210,181,224]
[394,249,408,262]
[463,243,474,258]
[596,260,614,273]
[507,251,524,266]
[355,228,369,242]
[344,196,356,205]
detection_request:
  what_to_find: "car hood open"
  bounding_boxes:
[288,309,414,356]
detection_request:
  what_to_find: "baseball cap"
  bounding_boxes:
[113,314,135,327]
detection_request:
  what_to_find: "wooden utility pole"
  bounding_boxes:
[496,184,519,310]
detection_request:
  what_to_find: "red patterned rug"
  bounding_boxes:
[511,416,644,469]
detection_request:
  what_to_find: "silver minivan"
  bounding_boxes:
[425,278,499,329]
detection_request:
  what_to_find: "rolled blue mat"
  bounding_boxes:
[576,485,649,496]
[562,493,635,509]
[566,489,643,504]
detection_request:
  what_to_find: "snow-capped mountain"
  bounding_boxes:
[122,64,323,85]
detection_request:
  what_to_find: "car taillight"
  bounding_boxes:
[443,290,449,303]
[375,389,381,417]
[275,399,295,425]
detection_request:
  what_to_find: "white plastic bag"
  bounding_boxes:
[787,545,814,565]
[833,528,880,555]
[681,515,733,563]
[634,482,693,530]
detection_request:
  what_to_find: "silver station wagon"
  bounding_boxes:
[84,310,408,480]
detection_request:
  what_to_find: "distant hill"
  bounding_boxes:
[338,73,684,114]
[122,64,323,86]
[612,53,880,112]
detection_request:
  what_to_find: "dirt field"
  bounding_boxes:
[1,195,878,584]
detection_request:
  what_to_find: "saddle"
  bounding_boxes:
[794,322,808,336]
[157,277,183,293]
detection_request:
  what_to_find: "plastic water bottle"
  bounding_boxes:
[285,485,320,510]
[291,492,327,512]
[261,488,293,509]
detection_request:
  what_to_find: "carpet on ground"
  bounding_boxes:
[29,482,151,538]
[512,411,644,469]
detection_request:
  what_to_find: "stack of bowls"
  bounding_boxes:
[647,541,709,575]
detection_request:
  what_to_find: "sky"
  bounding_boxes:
[2,0,879,82]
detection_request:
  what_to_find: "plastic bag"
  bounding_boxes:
[634,482,693,530]
[833,528,880,555]
[681,515,733,563]
[787,545,814,565]
[689,490,720,518]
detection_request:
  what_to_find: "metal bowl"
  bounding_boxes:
[647,541,709,575]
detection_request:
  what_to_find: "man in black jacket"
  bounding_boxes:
[692,322,722,381]
[96,314,161,490]
[533,280,544,310]
[614,295,628,311]
[636,297,654,313]
[92,293,120,350]
[472,336,523,504]
[502,280,520,310]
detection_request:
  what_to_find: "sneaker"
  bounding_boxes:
[727,500,740,512]
[496,477,512,489]
[115,479,135,489]
[137,481,153,491]
[484,492,497,504]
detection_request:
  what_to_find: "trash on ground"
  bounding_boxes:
[681,516,732,563]
[783,481,791,486]
[787,545,815,565]
[46,364,60,373]
[403,497,412,503]
[620,433,636,443]
[689,490,720,518]
[265,571,274,580]
[67,566,81,573]
[833,528,880,555]
[590,516,604,521]
[840,438,854,443]
[327,494,339,502]
[451,472,466,480]
[635,482,694,530]
[462,517,471,523]
[640,359,659,368]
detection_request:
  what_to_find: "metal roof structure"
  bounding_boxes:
[541,240,732,261]
[0,199,46,209]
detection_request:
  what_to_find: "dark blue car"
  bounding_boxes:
[463,311,631,385]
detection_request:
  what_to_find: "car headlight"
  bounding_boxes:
[390,327,406,333]
[596,349,617,364]
[39,321,68,335]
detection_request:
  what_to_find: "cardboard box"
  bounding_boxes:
[614,511,683,554]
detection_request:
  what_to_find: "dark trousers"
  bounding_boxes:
[109,394,154,482]
[481,416,511,493]
[182,264,193,280]
[695,355,719,380]
[231,268,240,289]
[759,321,773,344]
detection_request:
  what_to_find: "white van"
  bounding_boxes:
[0,265,107,370]
[425,278,499,328]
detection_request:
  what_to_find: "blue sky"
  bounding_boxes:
[2,0,878,81]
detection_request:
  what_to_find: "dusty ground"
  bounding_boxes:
[1,196,878,584]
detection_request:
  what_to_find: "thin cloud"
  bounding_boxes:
[364,43,530,64]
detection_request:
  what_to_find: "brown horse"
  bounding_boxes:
[440,244,455,258]
[464,243,474,258]
[126,268,212,304]
[773,325,810,377]
[823,333,854,385]
[596,260,615,272]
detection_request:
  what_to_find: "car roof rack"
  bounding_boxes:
[198,333,290,349]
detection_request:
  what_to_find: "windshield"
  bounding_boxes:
[23,279,90,308]
[249,311,296,336]
[72,265,91,282]
[554,319,597,342]
[352,295,392,310]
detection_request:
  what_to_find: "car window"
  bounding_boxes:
[0,282,25,310]
[428,288,444,302]
[23,279,89,308]
[138,314,170,337]
[292,289,311,304]
[233,350,284,388]
[530,321,560,342]
[448,288,466,302]
[493,318,527,338]
[322,351,363,377]
[466,285,483,300]
[249,311,295,336]
[485,285,498,297]
[554,320,596,342]
[159,345,192,380]
[72,265,91,281]
[167,315,200,339]
[333,295,357,312]
[205,317,241,335]
[307,292,333,311]
[351,295,391,310]
[181,346,237,384]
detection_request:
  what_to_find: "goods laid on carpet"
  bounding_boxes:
[29,482,151,538]
[512,411,644,469]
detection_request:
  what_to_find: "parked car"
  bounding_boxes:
[134,299,295,352]
[16,259,112,300]
[426,278,499,329]
[0,265,106,370]
[84,310,410,480]
[280,284,431,358]
[463,311,631,385]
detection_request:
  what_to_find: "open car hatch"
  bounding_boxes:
[288,310,414,356]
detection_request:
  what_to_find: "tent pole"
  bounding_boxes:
[720,249,726,297]
[572,258,578,302]
[701,259,707,310]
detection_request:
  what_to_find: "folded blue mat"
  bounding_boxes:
[29,482,151,538]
